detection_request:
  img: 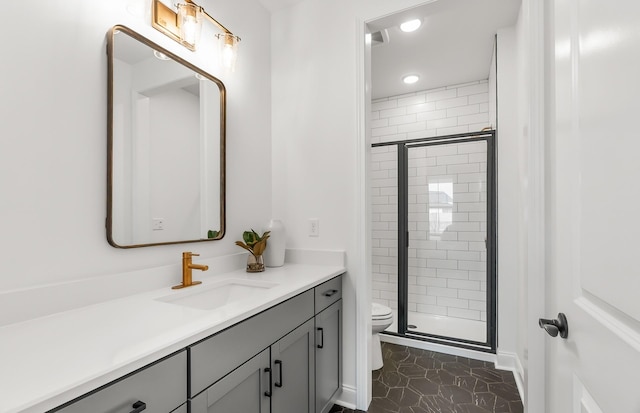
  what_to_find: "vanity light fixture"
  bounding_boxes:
[403,74,420,84]
[152,0,241,70]
[400,19,422,33]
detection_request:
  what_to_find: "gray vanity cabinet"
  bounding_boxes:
[191,319,315,413]
[51,350,187,413]
[188,290,316,413]
[271,319,316,413]
[315,300,342,413]
[314,275,343,413]
[190,349,271,413]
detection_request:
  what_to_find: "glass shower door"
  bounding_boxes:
[405,137,491,345]
[371,144,399,333]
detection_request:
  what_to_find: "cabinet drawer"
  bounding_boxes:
[52,350,186,413]
[314,275,342,313]
[189,290,314,397]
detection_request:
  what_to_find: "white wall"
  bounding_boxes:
[270,0,442,407]
[489,43,497,130]
[515,3,530,392]
[148,87,201,243]
[495,6,528,398]
[0,0,271,296]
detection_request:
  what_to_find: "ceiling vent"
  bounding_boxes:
[371,29,389,47]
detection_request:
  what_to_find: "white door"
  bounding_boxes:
[546,0,640,412]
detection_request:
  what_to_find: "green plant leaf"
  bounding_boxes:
[243,231,256,245]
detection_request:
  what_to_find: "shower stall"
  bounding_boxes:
[371,130,496,351]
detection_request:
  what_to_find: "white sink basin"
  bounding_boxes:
[156,279,279,311]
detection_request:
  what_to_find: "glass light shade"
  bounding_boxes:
[217,33,241,71]
[177,3,203,48]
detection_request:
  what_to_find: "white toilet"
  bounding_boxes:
[371,302,394,370]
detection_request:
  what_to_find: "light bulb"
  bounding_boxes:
[177,3,202,48]
[182,16,198,45]
[217,33,240,71]
[400,19,422,33]
[403,75,420,84]
[222,43,236,69]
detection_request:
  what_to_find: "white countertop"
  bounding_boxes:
[0,263,345,413]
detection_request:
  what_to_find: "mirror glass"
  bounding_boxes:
[107,26,225,248]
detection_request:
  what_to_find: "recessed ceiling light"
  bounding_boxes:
[403,75,420,84]
[400,19,422,33]
[153,50,171,61]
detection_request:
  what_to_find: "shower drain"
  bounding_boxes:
[407,324,417,329]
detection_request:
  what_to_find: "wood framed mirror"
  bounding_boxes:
[106,25,225,248]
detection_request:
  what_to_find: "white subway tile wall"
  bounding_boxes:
[371,80,491,145]
[371,80,489,323]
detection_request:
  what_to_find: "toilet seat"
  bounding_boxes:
[372,303,392,320]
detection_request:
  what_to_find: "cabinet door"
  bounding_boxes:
[315,300,342,413]
[271,319,315,413]
[190,349,270,413]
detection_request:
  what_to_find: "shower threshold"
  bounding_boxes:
[387,309,486,343]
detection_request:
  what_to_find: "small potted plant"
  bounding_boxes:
[236,229,270,272]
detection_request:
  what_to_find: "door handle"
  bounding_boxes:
[322,289,338,297]
[274,360,283,388]
[264,367,272,397]
[317,327,324,349]
[539,313,569,339]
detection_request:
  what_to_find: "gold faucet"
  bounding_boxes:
[172,252,208,289]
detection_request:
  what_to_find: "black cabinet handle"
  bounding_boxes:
[130,401,146,413]
[317,327,324,349]
[274,360,283,388]
[539,313,569,339]
[322,289,338,297]
[264,367,272,397]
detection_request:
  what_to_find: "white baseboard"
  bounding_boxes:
[495,350,525,402]
[334,384,357,410]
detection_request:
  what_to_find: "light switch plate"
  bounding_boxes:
[152,218,164,230]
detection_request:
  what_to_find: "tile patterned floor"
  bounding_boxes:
[331,342,523,413]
